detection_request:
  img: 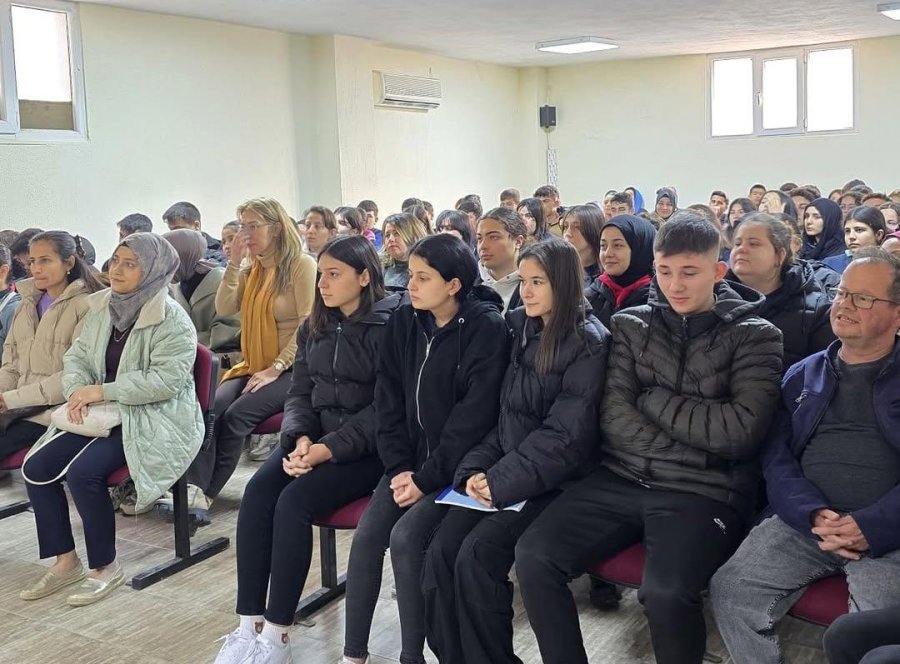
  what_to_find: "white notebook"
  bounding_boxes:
[435,487,526,513]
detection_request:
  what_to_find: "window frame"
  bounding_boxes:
[707,42,856,140]
[0,0,87,141]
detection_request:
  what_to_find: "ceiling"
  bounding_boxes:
[85,0,900,66]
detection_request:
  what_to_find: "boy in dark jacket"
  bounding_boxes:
[515,212,783,664]
[711,248,900,664]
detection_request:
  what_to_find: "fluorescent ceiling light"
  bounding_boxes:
[536,37,618,54]
[878,2,900,19]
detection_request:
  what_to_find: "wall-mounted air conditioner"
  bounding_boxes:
[374,71,442,110]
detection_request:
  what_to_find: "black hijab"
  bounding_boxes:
[801,198,845,261]
[602,214,657,286]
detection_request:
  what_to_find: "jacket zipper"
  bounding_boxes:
[332,322,342,407]
[415,331,434,460]
[675,316,688,393]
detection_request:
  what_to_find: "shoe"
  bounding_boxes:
[20,560,87,600]
[248,433,280,462]
[339,657,368,664]
[238,635,293,664]
[213,627,258,664]
[65,567,126,606]
[588,576,621,611]
[119,479,154,516]
[186,484,213,525]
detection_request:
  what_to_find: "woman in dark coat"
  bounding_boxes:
[422,239,612,664]
[585,214,657,327]
[215,236,400,663]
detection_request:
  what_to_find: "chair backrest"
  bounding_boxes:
[194,345,219,449]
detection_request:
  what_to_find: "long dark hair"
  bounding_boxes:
[334,206,366,235]
[562,205,605,266]
[408,233,478,303]
[29,231,105,293]
[308,235,386,338]
[518,239,585,375]
[435,209,474,249]
[517,197,547,240]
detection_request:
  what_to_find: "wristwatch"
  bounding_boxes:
[273,359,288,373]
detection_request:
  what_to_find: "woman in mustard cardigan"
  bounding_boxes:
[175,198,316,521]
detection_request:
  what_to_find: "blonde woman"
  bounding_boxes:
[382,212,429,288]
[173,198,317,522]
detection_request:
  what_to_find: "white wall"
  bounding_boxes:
[0,4,300,263]
[544,36,900,209]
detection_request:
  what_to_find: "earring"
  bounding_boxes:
[67,270,71,276]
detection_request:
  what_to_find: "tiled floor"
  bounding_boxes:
[0,460,828,663]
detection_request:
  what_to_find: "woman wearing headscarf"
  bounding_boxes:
[653,187,678,224]
[18,233,204,607]
[585,214,657,328]
[164,229,241,355]
[800,197,845,261]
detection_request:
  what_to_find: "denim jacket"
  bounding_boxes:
[762,339,900,557]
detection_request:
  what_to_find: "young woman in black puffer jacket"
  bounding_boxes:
[215,236,401,662]
[727,212,836,372]
[422,239,612,664]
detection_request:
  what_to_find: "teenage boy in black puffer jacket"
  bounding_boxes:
[515,212,784,664]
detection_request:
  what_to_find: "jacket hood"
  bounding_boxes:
[16,277,88,303]
[725,260,825,313]
[627,187,645,212]
[648,277,765,326]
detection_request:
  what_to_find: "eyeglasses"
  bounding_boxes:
[238,222,273,233]
[834,287,900,310]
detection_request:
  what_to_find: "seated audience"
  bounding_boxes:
[164,229,240,353]
[727,213,836,369]
[221,220,240,263]
[728,197,757,227]
[517,197,551,243]
[180,198,316,520]
[863,192,889,208]
[749,183,767,206]
[335,206,367,236]
[476,207,527,314]
[533,186,563,236]
[561,204,605,286]
[9,228,44,279]
[214,236,401,664]
[801,198,846,262]
[709,190,729,221]
[19,233,201,606]
[882,231,900,259]
[759,189,799,220]
[824,606,900,664]
[455,195,484,240]
[790,186,817,220]
[585,214,656,328]
[0,232,103,461]
[117,213,153,241]
[711,248,900,664]
[839,190,864,219]
[515,212,783,664]
[653,187,678,223]
[357,199,381,248]
[163,201,226,265]
[422,239,611,664]
[624,186,646,214]
[303,206,338,258]
[774,212,841,297]
[0,244,22,350]
[879,202,900,233]
[823,206,887,274]
[382,212,428,289]
[341,234,508,664]
[608,191,635,217]
[499,188,520,209]
[435,209,475,250]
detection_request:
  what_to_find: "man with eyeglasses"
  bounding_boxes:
[711,247,900,664]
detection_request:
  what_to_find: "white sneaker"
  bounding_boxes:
[239,634,293,664]
[213,627,258,664]
[248,433,280,462]
[339,658,368,664]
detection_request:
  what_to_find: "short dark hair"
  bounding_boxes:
[456,195,483,219]
[750,184,767,193]
[357,199,378,215]
[401,197,423,211]
[609,191,633,207]
[779,182,799,193]
[710,190,729,203]
[479,206,527,239]
[117,213,153,234]
[840,191,863,206]
[802,184,822,198]
[849,247,900,303]
[850,184,873,196]
[687,203,722,231]
[435,209,474,248]
[163,201,201,224]
[500,188,521,203]
[9,227,44,256]
[408,233,479,302]
[841,179,867,193]
[844,205,886,236]
[863,192,888,204]
[789,187,818,204]
[654,211,721,256]
[534,185,560,199]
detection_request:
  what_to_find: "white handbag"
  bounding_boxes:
[50,401,121,438]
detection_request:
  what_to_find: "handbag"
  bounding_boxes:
[50,401,121,438]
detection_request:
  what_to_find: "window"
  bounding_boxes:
[709,45,854,138]
[0,0,85,137]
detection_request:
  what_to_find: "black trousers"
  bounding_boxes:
[422,493,558,664]
[187,372,291,498]
[0,420,47,459]
[515,467,745,664]
[235,447,383,626]
[824,606,900,664]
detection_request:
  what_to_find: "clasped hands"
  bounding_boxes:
[390,471,425,508]
[811,508,869,560]
[465,472,493,508]
[283,436,333,477]
[66,385,105,424]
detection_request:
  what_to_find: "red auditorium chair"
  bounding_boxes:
[0,447,32,519]
[253,411,284,436]
[787,575,850,626]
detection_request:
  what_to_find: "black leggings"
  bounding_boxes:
[235,447,383,626]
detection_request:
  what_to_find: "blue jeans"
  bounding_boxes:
[343,475,447,664]
[24,429,126,569]
[710,515,900,664]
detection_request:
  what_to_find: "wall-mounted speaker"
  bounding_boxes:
[539,105,557,128]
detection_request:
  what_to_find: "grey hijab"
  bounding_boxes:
[109,232,179,332]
